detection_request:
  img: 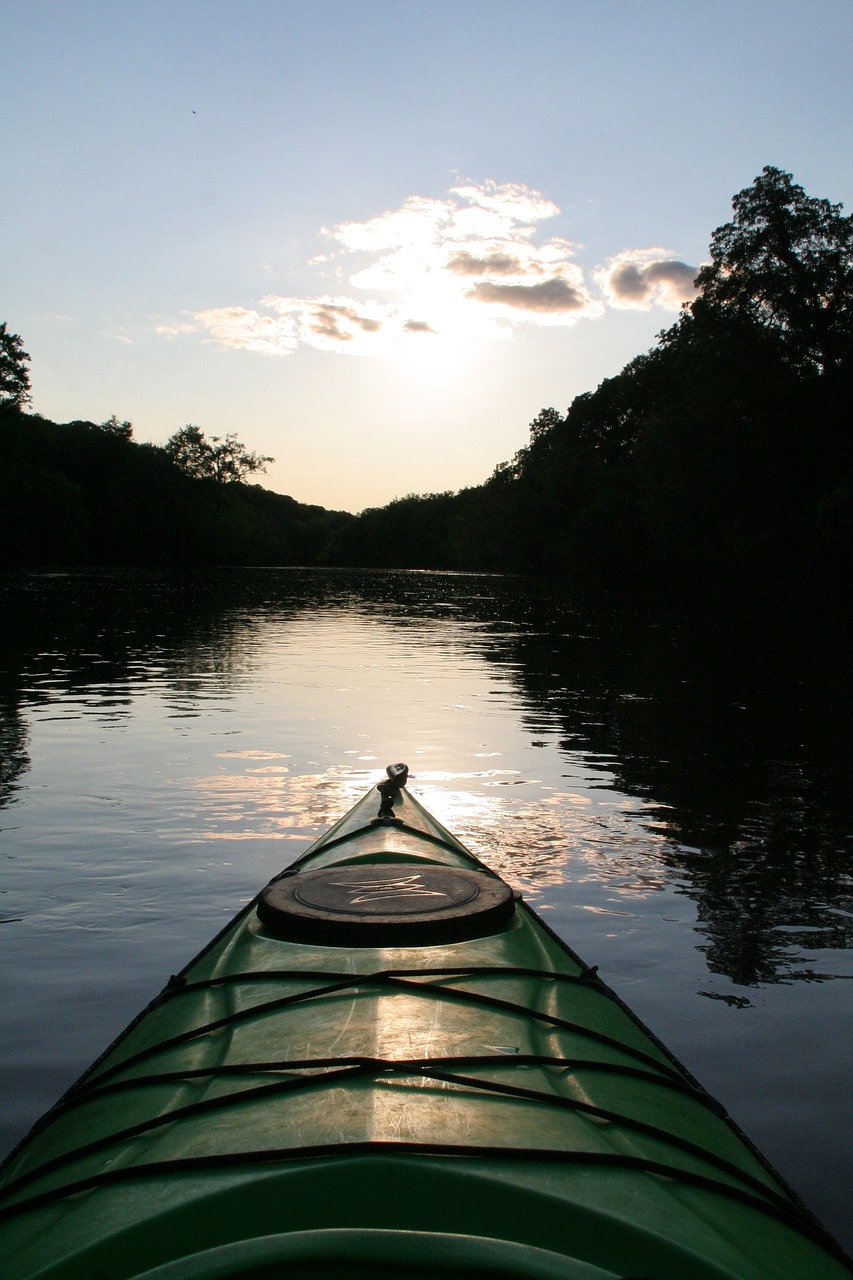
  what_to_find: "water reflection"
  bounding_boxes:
[481,584,852,985]
[0,693,28,809]
[0,568,850,988]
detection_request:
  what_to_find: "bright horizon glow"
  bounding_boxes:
[3,1,852,514]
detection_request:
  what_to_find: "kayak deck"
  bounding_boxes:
[0,771,850,1279]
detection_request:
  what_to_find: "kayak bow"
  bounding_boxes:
[0,764,850,1279]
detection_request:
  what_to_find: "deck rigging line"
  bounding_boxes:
[73,966,690,1095]
[0,1052,796,1218]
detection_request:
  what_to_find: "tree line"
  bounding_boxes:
[2,167,851,578]
[0,406,354,567]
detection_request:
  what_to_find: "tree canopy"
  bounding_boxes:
[0,323,32,407]
[100,414,134,441]
[681,166,853,373]
[165,425,273,482]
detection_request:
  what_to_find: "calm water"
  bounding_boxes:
[1,568,851,1248]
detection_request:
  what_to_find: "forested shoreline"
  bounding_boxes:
[0,407,354,568]
[2,168,851,580]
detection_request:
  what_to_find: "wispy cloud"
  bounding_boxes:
[159,307,299,355]
[158,183,699,356]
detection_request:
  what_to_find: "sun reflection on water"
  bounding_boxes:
[159,760,675,909]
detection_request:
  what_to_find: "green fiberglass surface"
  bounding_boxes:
[0,774,850,1279]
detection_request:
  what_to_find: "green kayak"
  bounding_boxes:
[0,764,849,1280]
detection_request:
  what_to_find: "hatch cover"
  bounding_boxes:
[257,863,515,946]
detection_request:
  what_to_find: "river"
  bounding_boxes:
[1,567,851,1249]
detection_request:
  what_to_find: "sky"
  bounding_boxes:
[4,1,853,514]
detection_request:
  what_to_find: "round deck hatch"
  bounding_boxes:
[258,863,515,946]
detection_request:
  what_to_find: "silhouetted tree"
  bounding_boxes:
[165,425,211,477]
[0,323,32,407]
[565,349,668,464]
[99,414,134,441]
[528,407,563,444]
[208,432,274,482]
[677,165,853,373]
[166,425,273,482]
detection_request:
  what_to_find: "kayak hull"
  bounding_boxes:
[0,777,849,1279]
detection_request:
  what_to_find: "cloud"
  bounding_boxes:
[596,250,699,310]
[467,277,592,314]
[328,196,453,254]
[447,249,531,277]
[304,302,384,342]
[158,306,299,355]
[161,183,696,358]
[449,180,560,229]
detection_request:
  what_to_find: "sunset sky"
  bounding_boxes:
[4,1,853,512]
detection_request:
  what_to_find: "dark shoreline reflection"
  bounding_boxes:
[0,567,850,987]
[492,584,852,986]
[0,691,29,811]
